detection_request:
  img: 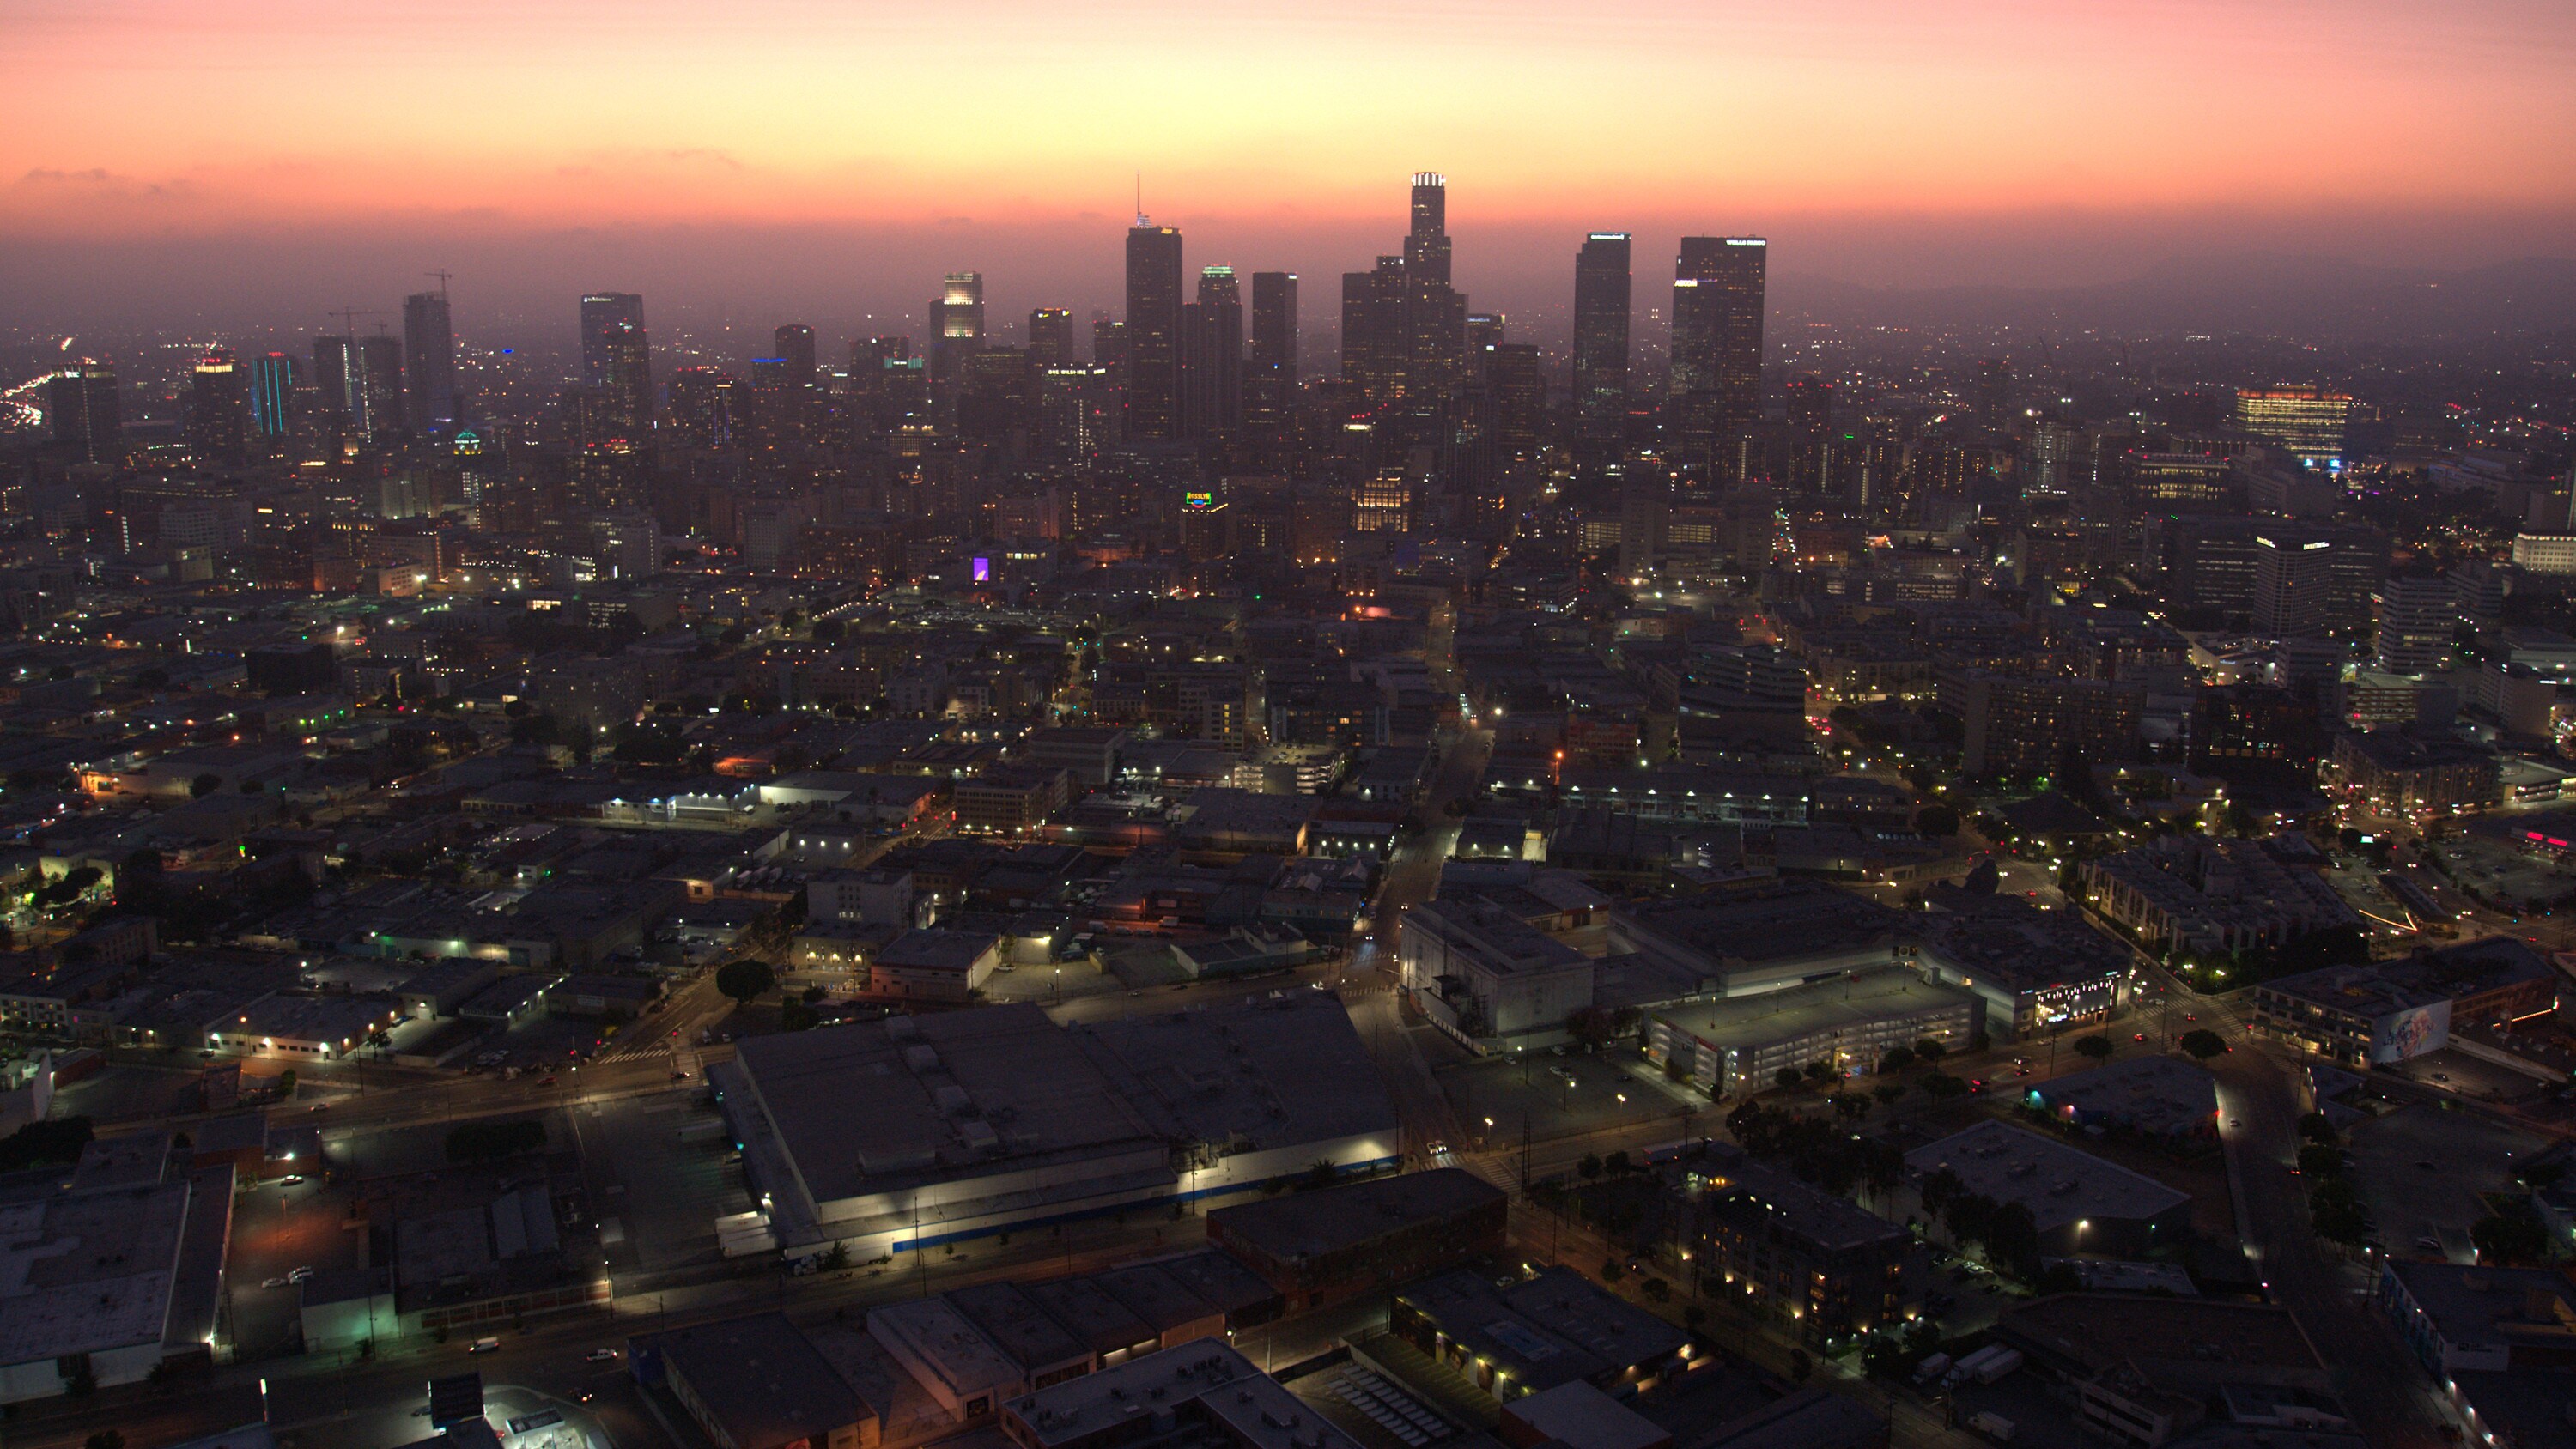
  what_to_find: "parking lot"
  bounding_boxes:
[2344,1100,2546,1258]
[1438,1046,1704,1151]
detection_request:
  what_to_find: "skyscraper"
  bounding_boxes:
[928,272,986,385]
[2235,386,2353,467]
[1394,173,1467,419]
[186,347,247,467]
[1670,236,1765,471]
[774,324,817,389]
[1183,266,1243,446]
[1571,233,1633,466]
[357,335,406,443]
[1027,308,1075,367]
[403,288,458,431]
[313,335,356,418]
[250,351,296,438]
[1246,271,1298,455]
[48,360,120,465]
[1124,221,1184,442]
[580,294,642,387]
[580,294,652,436]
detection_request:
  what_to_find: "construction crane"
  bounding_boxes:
[424,270,453,299]
[329,307,392,338]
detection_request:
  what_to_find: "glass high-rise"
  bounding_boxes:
[1027,308,1076,367]
[929,273,986,385]
[1124,222,1184,441]
[48,360,121,465]
[1572,233,1633,465]
[250,351,297,438]
[1670,236,1766,473]
[1184,266,1243,446]
[358,335,407,443]
[403,288,458,431]
[774,324,817,389]
[580,293,651,435]
[186,348,248,467]
[1246,272,1298,455]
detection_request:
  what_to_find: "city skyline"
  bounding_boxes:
[5,0,2573,332]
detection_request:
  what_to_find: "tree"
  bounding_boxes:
[1872,1083,1907,1110]
[1579,1152,1604,1180]
[1565,1006,1619,1052]
[1803,1059,1835,1086]
[1913,1039,1947,1065]
[2178,1029,2227,1061]
[1922,1071,1970,1101]
[1879,1045,1917,1075]
[2297,1143,2344,1179]
[2472,1203,2552,1265]
[1962,858,2001,894]
[1915,803,1961,838]
[1774,1067,1805,1092]
[274,1069,297,1099]
[2072,1034,2115,1062]
[1831,1094,1868,1123]
[715,958,777,1006]
[1604,1149,1632,1177]
[1598,1258,1624,1284]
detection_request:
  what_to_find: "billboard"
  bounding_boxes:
[2371,998,2451,1064]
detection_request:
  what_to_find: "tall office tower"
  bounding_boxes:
[1480,343,1546,459]
[357,335,407,443]
[774,324,817,388]
[667,366,742,450]
[1091,314,1126,369]
[580,293,644,386]
[1339,255,1407,401]
[1669,235,1765,472]
[47,360,121,464]
[2374,572,2455,674]
[1465,312,1505,355]
[186,348,248,467]
[249,351,296,438]
[403,288,458,431]
[1571,233,1633,467]
[1974,357,2013,420]
[1395,173,1467,414]
[1026,308,1076,367]
[1124,221,1184,441]
[1183,266,1243,445]
[1783,373,1833,437]
[1245,271,1298,456]
[313,335,356,419]
[927,272,986,385]
[2252,529,2339,638]
[2234,385,2353,467]
[1037,364,1114,462]
[580,293,652,434]
[1619,469,1672,577]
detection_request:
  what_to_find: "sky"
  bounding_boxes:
[3,0,2573,346]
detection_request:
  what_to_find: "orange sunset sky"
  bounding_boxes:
[4,0,2573,332]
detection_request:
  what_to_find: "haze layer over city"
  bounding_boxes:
[1,4,2574,1449]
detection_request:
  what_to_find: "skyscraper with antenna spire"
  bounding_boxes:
[1124,187,1183,442]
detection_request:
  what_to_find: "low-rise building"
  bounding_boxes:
[2083,836,2359,955]
[1680,1145,1919,1339]
[1905,1119,2193,1258]
[1399,897,1595,1052]
[2251,938,2556,1067]
[1388,1268,1690,1401]
[204,991,404,1060]
[956,767,1074,838]
[1207,1168,1508,1313]
[2024,1055,2219,1144]
[1648,968,1980,1097]
[869,928,1002,1002]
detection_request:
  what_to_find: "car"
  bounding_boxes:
[469,1337,501,1354]
[288,1266,315,1283]
[586,1348,619,1363]
[669,1070,689,1081]
[1968,1078,1986,1093]
[278,1174,305,1185]
[2415,1236,2443,1252]
[2134,1033,2148,1042]
[262,1276,289,1289]
[2184,1013,2197,1022]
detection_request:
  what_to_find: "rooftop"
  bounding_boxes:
[1905,1119,2193,1234]
[635,1312,867,1447]
[1207,1168,1504,1265]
